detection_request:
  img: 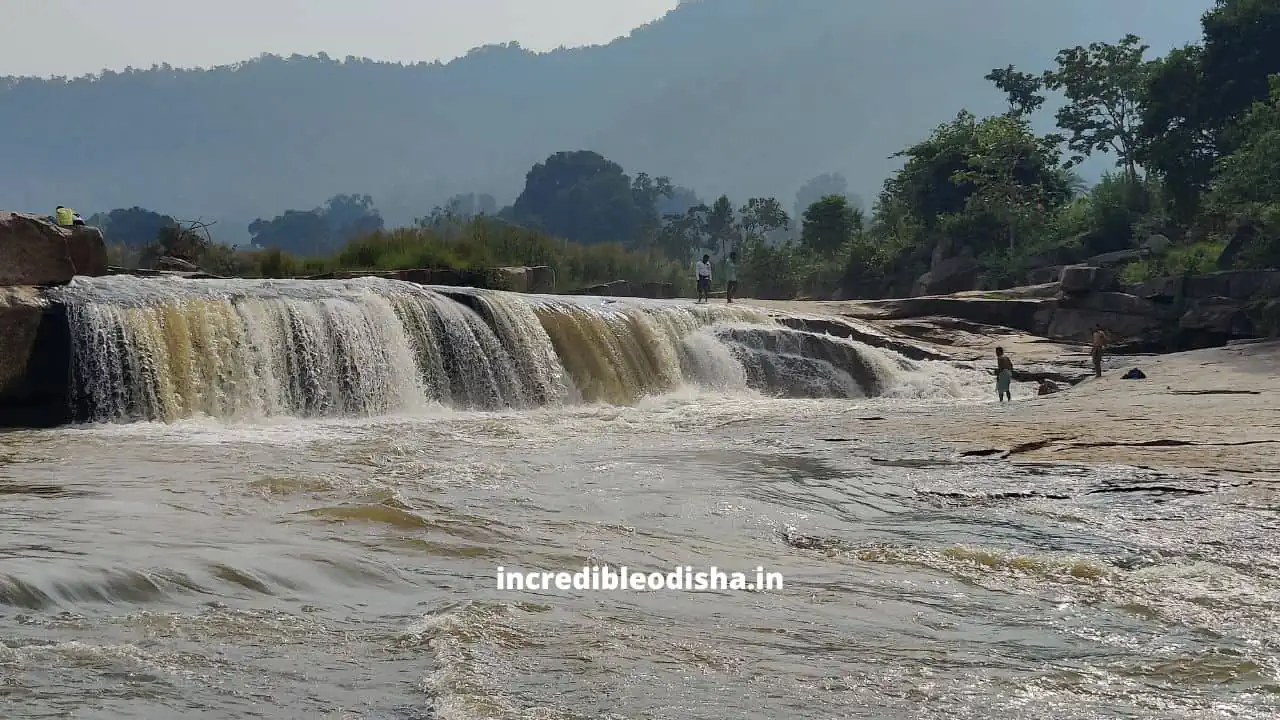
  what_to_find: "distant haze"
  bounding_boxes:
[0,0,1212,244]
[0,0,679,78]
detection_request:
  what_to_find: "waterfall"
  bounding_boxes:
[48,275,990,423]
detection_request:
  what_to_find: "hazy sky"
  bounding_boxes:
[0,0,680,78]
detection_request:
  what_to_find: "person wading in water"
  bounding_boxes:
[995,346,1014,402]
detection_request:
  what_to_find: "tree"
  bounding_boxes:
[509,150,664,246]
[794,173,860,222]
[801,195,859,255]
[248,193,383,255]
[705,195,738,255]
[737,197,790,241]
[657,204,709,260]
[97,206,181,247]
[324,194,384,243]
[952,115,1064,250]
[880,110,1070,232]
[1138,0,1280,216]
[249,210,331,255]
[630,172,675,247]
[1043,34,1153,175]
[985,65,1046,118]
[656,186,702,218]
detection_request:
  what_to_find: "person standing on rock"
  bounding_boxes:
[995,347,1014,402]
[1091,325,1109,378]
[695,254,712,304]
[724,251,739,304]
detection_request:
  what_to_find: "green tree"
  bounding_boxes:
[631,172,675,247]
[97,206,181,247]
[985,65,1046,118]
[1139,0,1280,217]
[737,197,790,241]
[879,110,1071,233]
[952,115,1065,250]
[801,195,859,256]
[657,204,709,260]
[705,195,738,255]
[1043,34,1153,175]
[510,150,639,245]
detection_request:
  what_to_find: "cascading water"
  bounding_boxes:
[50,275,993,423]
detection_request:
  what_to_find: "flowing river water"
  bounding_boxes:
[1,276,1277,719]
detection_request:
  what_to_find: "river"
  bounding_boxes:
[1,276,1276,719]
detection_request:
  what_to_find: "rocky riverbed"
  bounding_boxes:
[759,297,1280,474]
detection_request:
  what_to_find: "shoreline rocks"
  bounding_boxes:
[0,212,108,286]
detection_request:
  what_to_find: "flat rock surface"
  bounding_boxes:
[907,341,1280,473]
[743,298,1280,474]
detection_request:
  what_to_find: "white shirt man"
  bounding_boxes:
[694,255,712,303]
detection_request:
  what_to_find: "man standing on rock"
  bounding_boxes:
[995,347,1014,402]
[695,254,712,303]
[724,251,739,304]
[1091,325,1109,378]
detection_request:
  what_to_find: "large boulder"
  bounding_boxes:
[154,255,200,272]
[1085,248,1147,266]
[912,254,979,296]
[1183,270,1280,301]
[1059,265,1118,294]
[1045,307,1163,343]
[495,267,530,293]
[635,281,676,299]
[0,211,108,285]
[855,296,1057,336]
[0,287,72,427]
[1179,298,1254,336]
[526,266,556,294]
[571,280,633,297]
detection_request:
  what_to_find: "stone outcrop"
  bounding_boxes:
[0,211,108,285]
[0,287,71,427]
[770,314,952,361]
[851,268,1280,351]
[307,266,555,293]
[1059,265,1118,295]
[855,296,1058,336]
[568,279,678,298]
[154,256,200,272]
[913,254,979,296]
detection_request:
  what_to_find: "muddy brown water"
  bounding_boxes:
[3,394,1278,719]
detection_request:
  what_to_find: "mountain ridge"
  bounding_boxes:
[0,0,1211,242]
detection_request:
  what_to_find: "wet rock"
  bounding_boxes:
[714,325,888,397]
[855,296,1058,336]
[635,281,676,299]
[526,265,555,294]
[0,211,108,285]
[570,280,633,297]
[154,255,199,272]
[0,287,72,427]
[494,266,530,293]
[1037,379,1062,396]
[771,315,951,361]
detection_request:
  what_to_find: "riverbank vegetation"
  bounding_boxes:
[99,0,1280,298]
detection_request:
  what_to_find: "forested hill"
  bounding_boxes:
[1,0,1208,239]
